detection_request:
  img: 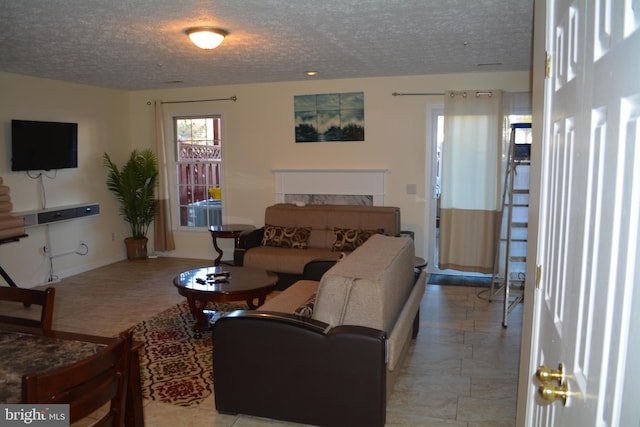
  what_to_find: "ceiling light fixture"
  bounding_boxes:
[305,71,319,76]
[186,27,228,50]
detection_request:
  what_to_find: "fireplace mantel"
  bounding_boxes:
[273,169,388,206]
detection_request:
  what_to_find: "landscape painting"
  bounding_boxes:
[294,92,364,142]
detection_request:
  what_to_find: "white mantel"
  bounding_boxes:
[273,169,388,206]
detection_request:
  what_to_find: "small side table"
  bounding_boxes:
[208,224,256,266]
[414,256,427,280]
[414,256,427,271]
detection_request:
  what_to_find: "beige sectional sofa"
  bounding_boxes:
[213,233,427,427]
[234,203,402,287]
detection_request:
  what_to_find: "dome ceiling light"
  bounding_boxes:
[185,27,228,50]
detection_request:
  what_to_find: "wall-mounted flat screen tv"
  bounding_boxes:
[11,120,78,171]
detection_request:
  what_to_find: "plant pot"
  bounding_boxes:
[125,237,148,260]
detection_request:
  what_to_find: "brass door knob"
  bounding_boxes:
[538,380,569,406]
[536,363,564,385]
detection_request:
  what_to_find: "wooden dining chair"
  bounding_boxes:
[22,331,132,427]
[0,286,56,332]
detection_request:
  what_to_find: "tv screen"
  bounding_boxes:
[11,120,78,171]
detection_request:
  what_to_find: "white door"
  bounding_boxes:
[523,0,640,425]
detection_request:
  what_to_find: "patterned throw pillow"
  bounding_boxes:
[331,228,384,252]
[262,224,311,249]
[294,293,316,318]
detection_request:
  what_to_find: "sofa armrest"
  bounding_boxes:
[218,310,331,332]
[233,227,264,266]
[213,310,387,427]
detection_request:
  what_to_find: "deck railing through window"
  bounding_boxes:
[178,143,222,227]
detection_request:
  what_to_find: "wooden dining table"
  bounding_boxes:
[0,324,144,427]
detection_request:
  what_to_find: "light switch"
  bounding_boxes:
[406,184,417,195]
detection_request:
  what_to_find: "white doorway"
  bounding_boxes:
[427,105,474,277]
[427,105,485,277]
[425,105,446,275]
[427,106,532,279]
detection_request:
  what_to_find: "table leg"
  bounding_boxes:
[246,295,266,310]
[186,295,209,334]
[1,265,19,288]
[212,236,223,266]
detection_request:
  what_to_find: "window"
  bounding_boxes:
[174,116,222,228]
[505,114,533,143]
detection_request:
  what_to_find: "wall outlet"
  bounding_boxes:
[111,232,115,242]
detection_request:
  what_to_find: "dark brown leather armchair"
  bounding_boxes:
[212,311,388,427]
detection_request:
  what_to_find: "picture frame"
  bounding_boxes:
[294,92,364,142]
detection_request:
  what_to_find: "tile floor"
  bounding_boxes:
[10,257,523,426]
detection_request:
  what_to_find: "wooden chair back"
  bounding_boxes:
[22,331,132,427]
[0,286,55,332]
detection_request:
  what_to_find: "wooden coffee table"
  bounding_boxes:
[173,265,277,337]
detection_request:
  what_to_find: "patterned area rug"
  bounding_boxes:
[130,301,247,407]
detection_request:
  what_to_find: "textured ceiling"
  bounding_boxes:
[0,0,533,91]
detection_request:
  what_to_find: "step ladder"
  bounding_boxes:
[490,123,531,327]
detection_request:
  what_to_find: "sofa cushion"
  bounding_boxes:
[331,227,384,251]
[258,279,319,313]
[293,292,317,318]
[244,246,343,275]
[262,224,311,249]
[312,234,415,333]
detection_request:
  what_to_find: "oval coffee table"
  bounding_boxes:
[173,265,277,337]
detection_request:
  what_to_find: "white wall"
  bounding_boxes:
[129,72,531,262]
[0,70,530,287]
[0,72,130,287]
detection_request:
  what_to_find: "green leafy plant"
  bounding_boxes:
[103,149,158,239]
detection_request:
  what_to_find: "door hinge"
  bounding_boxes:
[545,52,552,78]
[536,264,542,288]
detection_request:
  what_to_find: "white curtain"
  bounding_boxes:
[152,100,176,252]
[439,90,503,273]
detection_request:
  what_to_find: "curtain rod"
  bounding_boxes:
[392,91,493,97]
[392,92,444,96]
[146,96,237,105]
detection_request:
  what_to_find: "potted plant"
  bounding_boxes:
[103,149,158,259]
